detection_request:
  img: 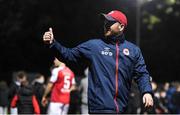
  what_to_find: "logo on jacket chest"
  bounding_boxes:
[101,47,113,56]
[123,48,130,56]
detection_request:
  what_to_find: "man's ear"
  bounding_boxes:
[119,24,125,32]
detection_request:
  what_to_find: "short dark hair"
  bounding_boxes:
[16,71,27,79]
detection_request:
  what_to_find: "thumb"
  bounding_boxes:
[143,96,146,104]
[49,27,53,33]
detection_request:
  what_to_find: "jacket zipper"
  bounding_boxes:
[114,41,119,113]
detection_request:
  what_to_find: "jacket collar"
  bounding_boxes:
[103,33,125,45]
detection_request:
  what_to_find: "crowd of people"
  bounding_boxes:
[127,80,180,114]
[0,58,88,115]
[0,69,179,114]
[0,56,180,114]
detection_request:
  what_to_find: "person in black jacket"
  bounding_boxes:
[9,71,27,100]
[11,77,40,114]
[9,71,27,114]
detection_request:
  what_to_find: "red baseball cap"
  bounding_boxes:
[101,10,128,27]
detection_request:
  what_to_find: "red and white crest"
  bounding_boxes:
[123,48,130,56]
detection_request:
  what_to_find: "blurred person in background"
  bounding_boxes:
[0,81,9,114]
[41,58,76,115]
[171,82,180,113]
[152,82,162,113]
[32,73,46,114]
[164,82,170,92]
[127,80,141,114]
[79,68,88,114]
[159,83,169,113]
[68,81,81,114]
[166,82,177,113]
[8,71,27,114]
[11,74,40,114]
[9,71,27,100]
[153,83,168,114]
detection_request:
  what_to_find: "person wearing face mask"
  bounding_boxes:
[42,10,153,114]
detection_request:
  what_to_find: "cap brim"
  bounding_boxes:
[100,13,116,21]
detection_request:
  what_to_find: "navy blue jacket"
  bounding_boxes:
[49,34,152,113]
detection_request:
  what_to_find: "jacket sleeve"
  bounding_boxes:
[32,95,40,114]
[11,95,18,108]
[49,40,92,66]
[133,47,153,96]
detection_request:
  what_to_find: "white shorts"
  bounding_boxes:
[48,102,69,115]
[10,107,18,115]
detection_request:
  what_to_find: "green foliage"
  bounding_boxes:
[142,0,180,30]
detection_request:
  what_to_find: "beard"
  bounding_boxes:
[104,20,116,36]
[104,28,119,37]
[103,20,122,38]
[104,30,111,37]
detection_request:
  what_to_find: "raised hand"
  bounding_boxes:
[43,27,54,45]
